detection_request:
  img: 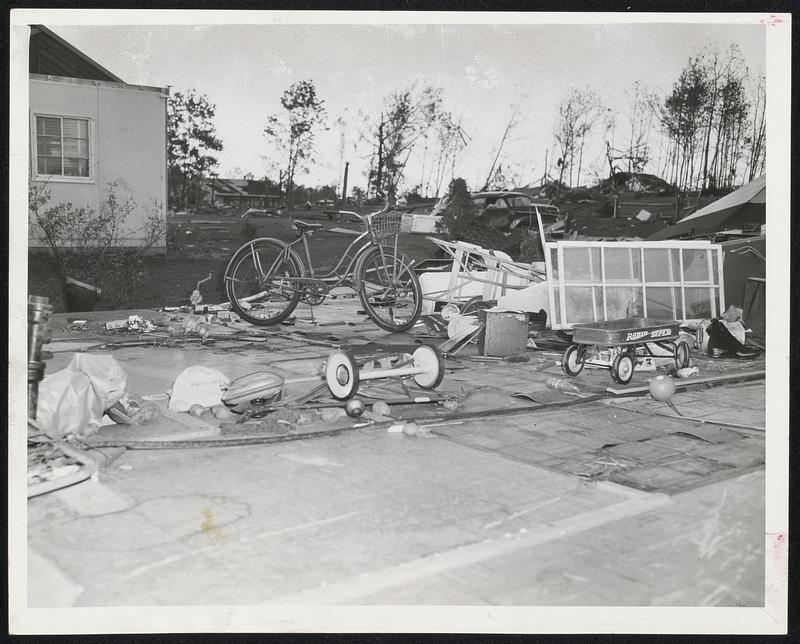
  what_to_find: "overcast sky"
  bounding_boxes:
[49,17,766,195]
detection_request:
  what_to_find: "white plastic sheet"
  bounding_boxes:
[36,354,128,438]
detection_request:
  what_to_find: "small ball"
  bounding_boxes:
[649,375,676,401]
[344,398,365,418]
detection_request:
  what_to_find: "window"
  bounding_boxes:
[35,115,90,178]
[546,240,725,328]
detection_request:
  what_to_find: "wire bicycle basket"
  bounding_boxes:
[366,210,404,244]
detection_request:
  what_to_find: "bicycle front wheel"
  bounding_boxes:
[224,238,303,325]
[355,245,422,332]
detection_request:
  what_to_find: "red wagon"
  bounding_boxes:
[562,318,691,384]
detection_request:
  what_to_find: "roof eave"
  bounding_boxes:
[32,24,126,84]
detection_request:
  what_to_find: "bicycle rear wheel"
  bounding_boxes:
[224,238,303,325]
[355,245,422,332]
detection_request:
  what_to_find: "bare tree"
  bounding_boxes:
[432,114,470,197]
[364,84,444,204]
[746,71,766,181]
[553,88,602,189]
[604,81,654,177]
[481,100,520,191]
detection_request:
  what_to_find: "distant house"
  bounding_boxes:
[29,25,168,248]
[201,177,283,209]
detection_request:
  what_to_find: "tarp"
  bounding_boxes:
[649,174,765,240]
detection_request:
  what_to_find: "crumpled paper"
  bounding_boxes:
[168,365,230,412]
[36,354,128,439]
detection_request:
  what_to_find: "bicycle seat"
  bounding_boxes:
[293,220,324,234]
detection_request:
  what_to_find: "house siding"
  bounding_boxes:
[29,76,168,249]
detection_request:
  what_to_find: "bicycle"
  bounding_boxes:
[223,204,423,332]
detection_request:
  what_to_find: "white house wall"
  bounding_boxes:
[29,77,168,248]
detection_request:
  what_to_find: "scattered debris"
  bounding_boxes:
[372,401,392,417]
[545,377,581,394]
[105,315,157,333]
[188,404,205,417]
[212,405,235,420]
[106,396,161,425]
[319,407,347,423]
[442,399,459,412]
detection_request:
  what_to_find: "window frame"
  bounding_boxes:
[544,239,725,329]
[31,112,96,184]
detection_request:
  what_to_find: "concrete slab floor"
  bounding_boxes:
[27,417,765,607]
[25,307,770,610]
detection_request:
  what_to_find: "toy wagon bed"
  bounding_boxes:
[562,317,691,385]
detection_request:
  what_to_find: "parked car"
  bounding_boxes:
[471,191,565,232]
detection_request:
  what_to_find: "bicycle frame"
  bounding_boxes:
[291,227,374,287]
[241,206,400,295]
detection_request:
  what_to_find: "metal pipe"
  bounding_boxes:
[28,295,53,419]
[357,364,424,381]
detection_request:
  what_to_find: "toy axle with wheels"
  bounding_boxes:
[325,345,444,400]
[223,344,446,405]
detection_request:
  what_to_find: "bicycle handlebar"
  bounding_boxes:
[329,200,392,223]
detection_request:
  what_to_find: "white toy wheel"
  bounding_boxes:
[325,350,360,400]
[411,345,445,389]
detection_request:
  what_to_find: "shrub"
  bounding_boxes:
[29,182,166,309]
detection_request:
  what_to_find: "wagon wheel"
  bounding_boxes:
[611,352,635,385]
[674,340,691,370]
[562,344,585,377]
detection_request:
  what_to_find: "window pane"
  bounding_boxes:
[711,251,720,283]
[645,287,677,319]
[63,158,89,177]
[564,287,599,324]
[549,248,560,280]
[685,287,713,318]
[63,118,88,138]
[36,116,61,137]
[605,286,643,318]
[604,247,641,281]
[63,138,89,158]
[38,156,62,175]
[643,249,677,282]
[37,136,61,157]
[563,247,592,282]
[682,249,710,281]
[562,247,602,282]
[552,288,561,326]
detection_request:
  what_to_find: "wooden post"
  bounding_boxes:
[341,161,349,208]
